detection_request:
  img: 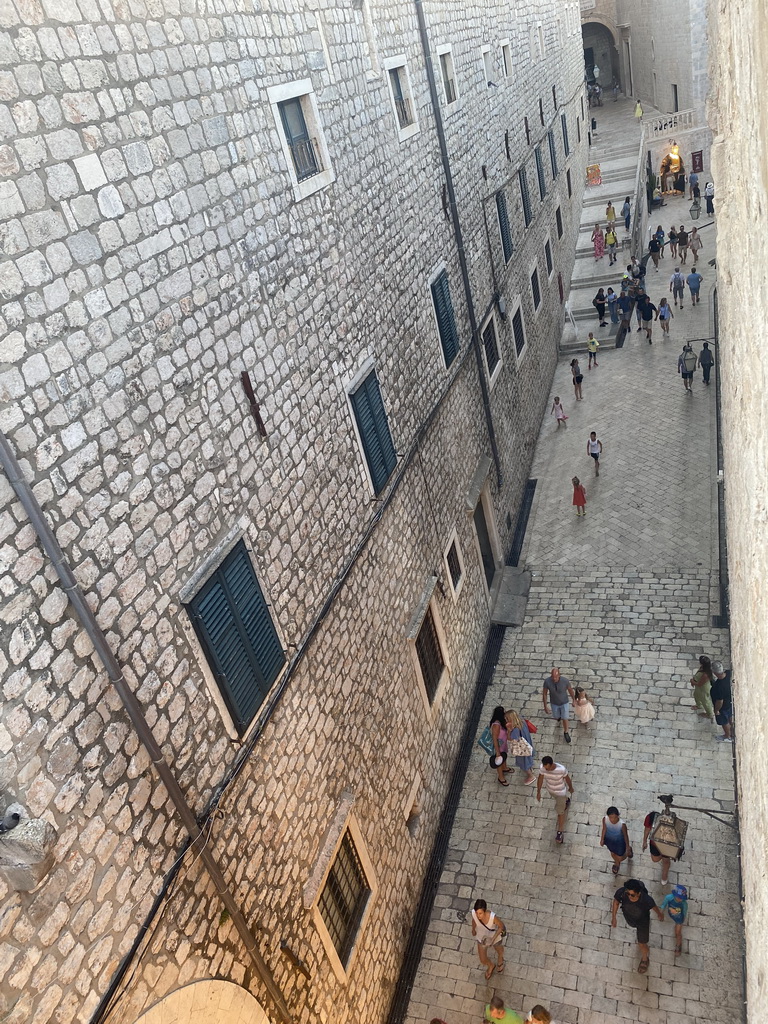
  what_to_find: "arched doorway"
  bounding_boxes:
[134,979,273,1024]
[582,22,620,92]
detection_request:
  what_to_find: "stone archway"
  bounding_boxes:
[134,979,273,1024]
[581,21,621,92]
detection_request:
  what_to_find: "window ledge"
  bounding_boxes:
[396,121,420,143]
[292,167,336,202]
[303,790,355,910]
[406,576,438,640]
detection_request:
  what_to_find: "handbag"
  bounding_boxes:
[509,737,533,758]
[525,719,537,734]
[477,726,495,756]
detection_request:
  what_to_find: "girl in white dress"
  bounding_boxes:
[573,686,596,724]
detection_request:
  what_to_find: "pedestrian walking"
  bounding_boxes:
[587,333,600,367]
[542,667,575,743]
[551,396,568,428]
[612,880,664,973]
[688,170,699,199]
[654,224,666,258]
[689,226,703,260]
[605,226,618,265]
[668,225,678,259]
[656,296,673,335]
[526,1008,551,1024]
[489,705,511,784]
[705,181,715,215]
[648,234,661,270]
[633,288,646,332]
[572,476,586,517]
[678,343,698,392]
[677,225,689,264]
[485,996,522,1024]
[592,288,608,326]
[639,295,658,342]
[690,655,714,721]
[600,806,633,875]
[661,884,689,956]
[570,358,584,400]
[687,267,703,305]
[471,899,506,979]
[621,196,631,231]
[612,79,620,101]
[606,287,619,323]
[536,756,574,844]
[643,808,678,884]
[505,709,536,784]
[606,201,616,225]
[699,342,714,383]
[572,686,595,723]
[634,100,643,119]
[710,661,733,741]
[587,431,602,474]
[617,289,632,331]
[670,267,685,307]
[591,224,605,261]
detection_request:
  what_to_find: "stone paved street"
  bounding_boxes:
[403,120,740,1024]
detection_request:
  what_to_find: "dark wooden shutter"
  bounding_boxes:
[415,606,444,703]
[350,371,397,495]
[556,206,563,238]
[548,129,558,178]
[431,271,460,366]
[531,268,541,309]
[512,307,526,356]
[495,191,513,262]
[519,167,532,227]
[561,112,570,156]
[188,541,284,734]
[545,239,553,275]
[482,319,500,377]
[535,147,546,199]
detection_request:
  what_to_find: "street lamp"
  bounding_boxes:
[690,197,702,220]
[650,794,736,860]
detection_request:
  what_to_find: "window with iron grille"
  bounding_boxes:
[446,540,463,593]
[519,167,532,227]
[535,146,546,199]
[187,541,285,735]
[548,130,558,178]
[566,168,572,198]
[388,66,414,129]
[512,306,526,357]
[431,270,460,366]
[496,190,513,263]
[545,239,553,276]
[482,318,501,379]
[415,605,445,704]
[556,206,563,238]
[561,112,570,156]
[439,51,457,104]
[531,267,541,310]
[350,369,397,495]
[278,98,321,181]
[318,830,371,968]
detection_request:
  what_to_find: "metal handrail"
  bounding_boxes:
[289,136,321,181]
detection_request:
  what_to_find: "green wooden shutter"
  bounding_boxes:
[495,192,513,263]
[561,112,570,156]
[350,371,397,494]
[431,271,460,366]
[519,167,532,227]
[548,129,558,177]
[535,146,546,198]
[188,541,284,734]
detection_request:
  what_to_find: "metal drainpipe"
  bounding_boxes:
[0,430,293,1024]
[413,0,503,489]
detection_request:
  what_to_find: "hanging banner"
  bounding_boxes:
[586,164,602,186]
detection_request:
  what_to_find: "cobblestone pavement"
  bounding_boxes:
[403,132,739,1024]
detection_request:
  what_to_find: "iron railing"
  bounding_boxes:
[395,96,414,128]
[288,137,322,181]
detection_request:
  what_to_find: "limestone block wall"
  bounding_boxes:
[710,1,768,1021]
[0,1,586,1023]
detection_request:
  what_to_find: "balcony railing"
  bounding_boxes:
[443,77,457,104]
[394,96,414,129]
[642,109,696,138]
[288,137,322,181]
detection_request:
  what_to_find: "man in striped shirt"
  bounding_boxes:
[536,757,574,844]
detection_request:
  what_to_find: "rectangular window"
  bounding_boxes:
[415,605,445,704]
[519,167,532,227]
[318,830,371,968]
[580,96,584,119]
[278,97,322,182]
[496,191,513,263]
[566,168,572,197]
[388,66,414,129]
[512,306,526,357]
[187,541,285,735]
[482,47,493,86]
[577,116,581,143]
[530,267,541,310]
[561,112,570,156]
[439,50,457,104]
[482,317,501,380]
[501,43,511,78]
[672,83,679,112]
[556,206,563,238]
[548,129,558,178]
[552,84,558,109]
[445,539,463,594]
[539,97,545,126]
[431,270,460,367]
[545,239,553,276]
[350,369,397,495]
[535,146,546,199]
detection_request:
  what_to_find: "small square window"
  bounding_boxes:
[482,316,501,383]
[501,42,511,78]
[389,66,414,129]
[535,146,546,199]
[278,97,322,182]
[439,49,458,105]
[444,532,465,600]
[512,305,527,358]
[556,206,563,238]
[519,167,532,227]
[269,80,335,201]
[415,604,446,705]
[530,267,541,310]
[317,830,372,969]
[496,190,513,263]
[545,239,553,276]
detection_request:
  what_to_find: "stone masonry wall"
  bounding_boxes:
[0,1,586,1022]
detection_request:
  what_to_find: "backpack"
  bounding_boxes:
[672,273,684,288]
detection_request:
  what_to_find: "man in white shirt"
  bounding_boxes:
[536,757,574,844]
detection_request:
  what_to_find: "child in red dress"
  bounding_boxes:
[572,476,586,517]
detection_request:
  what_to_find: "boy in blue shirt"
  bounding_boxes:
[661,884,689,955]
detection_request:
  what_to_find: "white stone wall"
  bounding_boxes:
[711,1,768,1020]
[0,1,587,1023]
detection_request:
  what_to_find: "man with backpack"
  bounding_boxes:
[669,267,686,308]
[678,343,698,393]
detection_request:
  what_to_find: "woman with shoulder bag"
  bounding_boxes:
[489,705,512,785]
[505,709,536,784]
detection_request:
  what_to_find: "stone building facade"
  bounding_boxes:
[0,2,586,1023]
